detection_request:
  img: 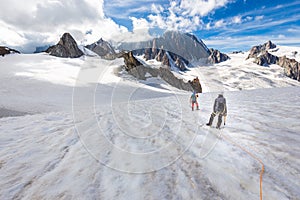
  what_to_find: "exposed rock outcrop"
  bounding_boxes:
[120,51,202,92]
[278,56,300,81]
[254,51,278,66]
[85,38,116,59]
[208,48,230,64]
[0,46,20,56]
[132,48,189,71]
[232,51,243,54]
[247,40,276,59]
[188,77,202,93]
[46,33,83,58]
[121,51,143,71]
[247,41,300,81]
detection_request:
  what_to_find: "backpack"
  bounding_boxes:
[215,97,225,112]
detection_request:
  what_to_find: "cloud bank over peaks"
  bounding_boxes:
[0,0,152,52]
[179,0,233,17]
[145,0,234,32]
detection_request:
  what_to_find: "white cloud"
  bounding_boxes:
[0,0,236,52]
[147,2,199,32]
[0,21,26,46]
[255,15,264,21]
[151,4,164,14]
[130,17,151,31]
[179,0,233,16]
[214,19,226,28]
[0,0,145,52]
[277,34,286,39]
[245,16,253,21]
[232,16,242,24]
[287,27,300,33]
[104,0,161,19]
[204,15,244,30]
[206,22,212,30]
[146,0,233,33]
[99,17,154,44]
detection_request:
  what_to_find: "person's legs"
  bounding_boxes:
[207,112,216,126]
[196,102,199,110]
[216,113,223,129]
[191,102,194,111]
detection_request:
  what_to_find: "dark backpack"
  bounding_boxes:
[215,97,225,112]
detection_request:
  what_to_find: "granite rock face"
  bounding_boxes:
[0,46,20,56]
[46,33,83,58]
[247,41,300,81]
[85,38,116,59]
[254,51,279,66]
[188,77,202,93]
[121,51,143,71]
[119,31,210,71]
[278,56,300,81]
[247,40,276,59]
[120,51,202,92]
[208,48,230,64]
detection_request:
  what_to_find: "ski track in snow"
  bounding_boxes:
[0,52,300,199]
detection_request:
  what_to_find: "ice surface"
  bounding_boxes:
[0,49,299,199]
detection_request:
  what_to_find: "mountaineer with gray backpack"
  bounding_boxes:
[206,94,227,129]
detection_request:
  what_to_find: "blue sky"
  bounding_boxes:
[103,0,300,52]
[0,0,299,52]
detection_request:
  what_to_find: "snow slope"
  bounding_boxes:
[197,52,300,92]
[135,47,300,93]
[0,52,300,199]
[269,45,300,62]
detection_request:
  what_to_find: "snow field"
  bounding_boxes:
[0,49,300,199]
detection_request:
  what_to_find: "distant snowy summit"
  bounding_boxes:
[46,33,84,58]
[118,31,229,71]
[85,38,116,59]
[246,41,300,81]
[0,46,20,56]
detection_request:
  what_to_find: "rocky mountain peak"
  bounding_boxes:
[46,33,83,58]
[119,31,210,71]
[85,38,115,59]
[58,33,74,46]
[120,50,202,93]
[208,48,230,64]
[265,40,276,50]
[278,56,300,81]
[247,40,277,59]
[254,51,278,66]
[247,41,300,81]
[96,38,104,44]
